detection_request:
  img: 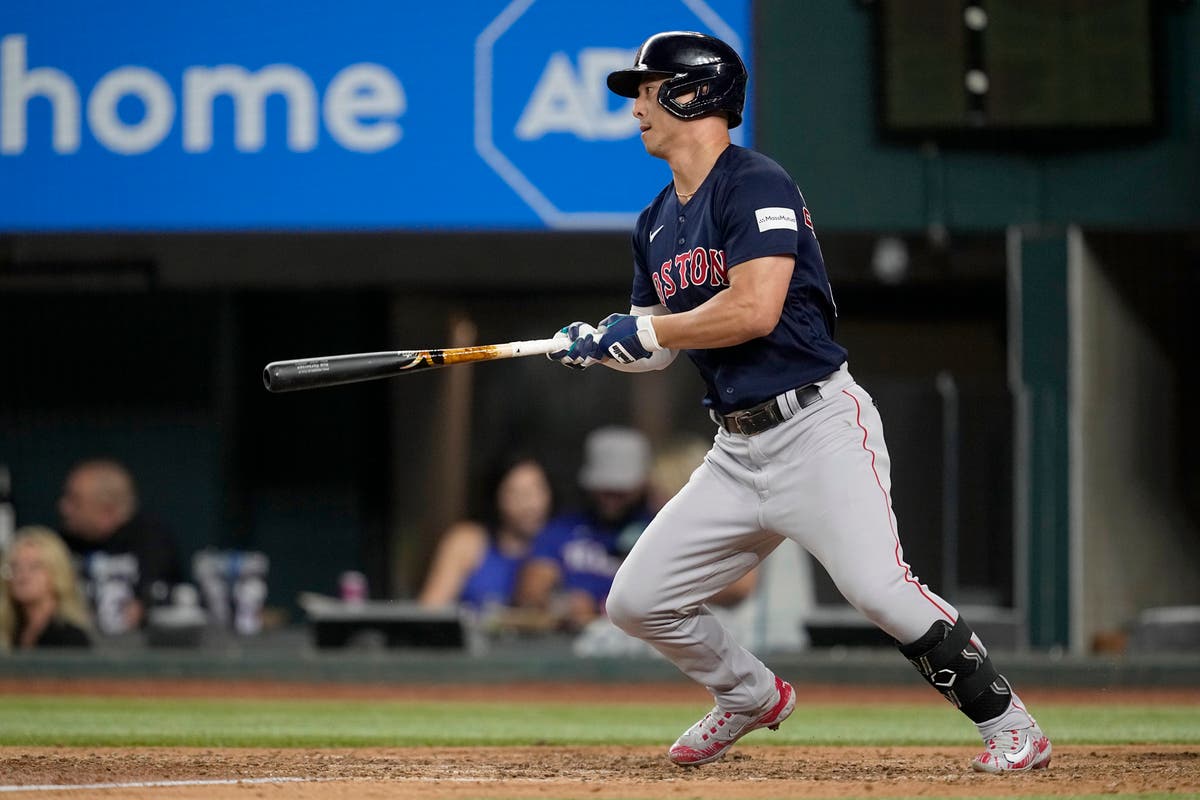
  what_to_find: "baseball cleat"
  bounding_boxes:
[971,724,1052,773]
[668,676,795,766]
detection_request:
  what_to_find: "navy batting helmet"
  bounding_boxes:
[607,31,747,129]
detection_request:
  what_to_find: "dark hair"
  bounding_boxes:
[477,452,554,530]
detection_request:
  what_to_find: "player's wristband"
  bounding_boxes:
[636,314,662,352]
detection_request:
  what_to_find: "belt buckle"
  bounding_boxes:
[727,403,777,436]
[719,410,744,435]
[744,405,776,434]
[720,409,748,435]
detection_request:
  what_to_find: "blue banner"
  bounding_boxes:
[0,0,750,231]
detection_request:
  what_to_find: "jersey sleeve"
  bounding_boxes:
[629,207,660,308]
[718,161,803,270]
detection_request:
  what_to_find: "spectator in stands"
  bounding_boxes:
[57,458,182,633]
[0,526,93,650]
[516,427,654,631]
[418,455,554,611]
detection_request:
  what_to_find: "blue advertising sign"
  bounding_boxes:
[0,0,750,231]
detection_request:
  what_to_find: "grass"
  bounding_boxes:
[1,696,1198,748]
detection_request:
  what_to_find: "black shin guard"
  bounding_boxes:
[898,617,1012,724]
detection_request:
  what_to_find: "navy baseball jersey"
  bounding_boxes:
[629,145,847,414]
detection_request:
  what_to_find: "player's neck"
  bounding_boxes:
[669,136,730,203]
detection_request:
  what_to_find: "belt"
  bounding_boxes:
[712,384,823,436]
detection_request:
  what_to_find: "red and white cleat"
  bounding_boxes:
[971,724,1052,773]
[668,676,796,767]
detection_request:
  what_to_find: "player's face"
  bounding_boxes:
[633,78,694,159]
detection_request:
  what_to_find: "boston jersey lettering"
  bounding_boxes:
[629,145,846,414]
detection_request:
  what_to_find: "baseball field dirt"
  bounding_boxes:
[1,680,1197,799]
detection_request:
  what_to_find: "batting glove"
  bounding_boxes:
[548,321,603,370]
[595,313,662,365]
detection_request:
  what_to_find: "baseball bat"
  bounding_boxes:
[263,337,562,393]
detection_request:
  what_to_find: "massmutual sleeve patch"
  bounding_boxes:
[755,207,798,233]
[719,155,803,269]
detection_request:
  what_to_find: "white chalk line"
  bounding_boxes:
[0,777,324,793]
[0,775,583,793]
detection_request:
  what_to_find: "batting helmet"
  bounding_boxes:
[607,31,747,129]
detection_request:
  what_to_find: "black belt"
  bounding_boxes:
[713,384,823,436]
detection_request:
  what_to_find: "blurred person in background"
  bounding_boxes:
[0,526,93,650]
[418,455,554,611]
[515,426,654,631]
[58,458,182,633]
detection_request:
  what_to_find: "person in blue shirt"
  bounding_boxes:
[515,427,653,631]
[418,455,553,611]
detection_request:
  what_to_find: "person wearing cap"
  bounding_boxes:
[514,427,654,631]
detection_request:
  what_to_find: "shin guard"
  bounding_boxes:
[898,617,1012,724]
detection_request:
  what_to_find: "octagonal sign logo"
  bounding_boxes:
[476,0,749,230]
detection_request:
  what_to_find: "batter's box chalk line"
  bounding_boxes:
[0,777,334,793]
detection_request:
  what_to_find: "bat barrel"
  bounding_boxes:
[263,352,412,392]
[262,338,560,393]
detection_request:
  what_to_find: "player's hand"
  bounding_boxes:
[548,321,603,370]
[595,313,662,364]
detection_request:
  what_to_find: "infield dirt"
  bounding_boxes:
[1,680,1197,799]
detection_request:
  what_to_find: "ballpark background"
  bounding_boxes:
[0,1,1197,798]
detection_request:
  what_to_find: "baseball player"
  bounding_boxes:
[547,31,1051,773]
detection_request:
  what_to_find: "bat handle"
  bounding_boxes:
[508,337,564,357]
